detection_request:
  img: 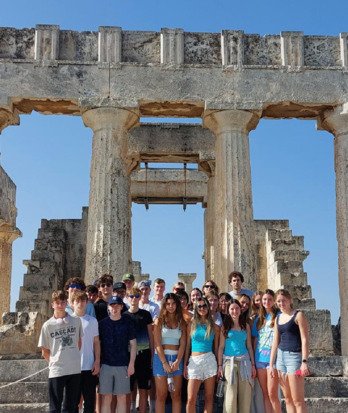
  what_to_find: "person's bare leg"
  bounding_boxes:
[138,389,148,413]
[170,375,182,413]
[288,374,307,413]
[257,369,272,413]
[101,394,112,413]
[110,395,117,413]
[278,372,295,413]
[154,376,168,413]
[186,379,202,413]
[203,376,216,413]
[116,394,127,413]
[267,369,281,413]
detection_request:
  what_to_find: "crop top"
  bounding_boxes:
[224,329,248,357]
[191,324,214,352]
[162,324,182,345]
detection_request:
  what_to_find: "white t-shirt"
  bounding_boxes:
[228,288,254,299]
[139,300,160,320]
[77,314,99,371]
[38,314,83,378]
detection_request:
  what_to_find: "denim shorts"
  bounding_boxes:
[276,348,302,374]
[153,352,183,377]
[256,361,270,369]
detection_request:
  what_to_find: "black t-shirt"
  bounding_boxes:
[94,298,128,322]
[99,315,136,366]
[124,309,153,351]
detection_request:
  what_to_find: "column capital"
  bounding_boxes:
[82,106,139,133]
[203,109,261,135]
[318,104,348,137]
[0,108,20,134]
[0,225,22,243]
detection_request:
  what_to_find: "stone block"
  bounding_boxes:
[304,309,334,355]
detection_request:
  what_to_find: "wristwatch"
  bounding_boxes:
[302,359,307,363]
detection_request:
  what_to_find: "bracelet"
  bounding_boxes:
[218,364,222,367]
[162,361,167,365]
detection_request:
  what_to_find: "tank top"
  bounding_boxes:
[161,324,182,345]
[277,311,301,352]
[191,324,214,352]
[224,329,248,356]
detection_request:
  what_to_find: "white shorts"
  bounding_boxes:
[187,352,217,381]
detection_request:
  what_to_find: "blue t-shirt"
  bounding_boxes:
[99,315,136,366]
[224,329,248,356]
[252,313,274,363]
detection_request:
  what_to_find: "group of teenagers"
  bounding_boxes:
[38,271,310,413]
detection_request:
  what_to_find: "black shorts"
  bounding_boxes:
[130,348,152,390]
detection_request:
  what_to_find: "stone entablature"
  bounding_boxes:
[1,26,348,118]
[1,26,347,69]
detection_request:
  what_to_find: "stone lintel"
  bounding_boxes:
[280,31,304,68]
[130,168,207,205]
[128,123,214,165]
[34,24,60,62]
[160,28,184,66]
[98,26,122,64]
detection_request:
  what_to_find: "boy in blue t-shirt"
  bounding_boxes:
[98,295,136,413]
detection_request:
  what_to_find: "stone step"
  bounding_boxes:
[295,298,316,310]
[276,260,303,273]
[299,398,348,413]
[309,356,344,376]
[23,274,56,289]
[273,249,309,262]
[271,236,305,251]
[278,271,308,285]
[305,377,348,397]
[282,284,312,301]
[267,228,293,241]
[0,403,49,412]
[0,359,48,382]
[0,381,48,404]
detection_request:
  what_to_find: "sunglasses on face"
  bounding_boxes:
[204,284,214,288]
[197,304,208,309]
[128,294,141,299]
[101,283,112,288]
[69,284,83,289]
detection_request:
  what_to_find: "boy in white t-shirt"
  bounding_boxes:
[72,290,100,413]
[38,290,83,413]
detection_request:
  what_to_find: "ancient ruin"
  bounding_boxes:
[1,25,348,410]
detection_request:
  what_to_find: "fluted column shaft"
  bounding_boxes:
[82,107,138,283]
[204,175,215,279]
[320,106,348,356]
[0,227,20,321]
[204,110,259,291]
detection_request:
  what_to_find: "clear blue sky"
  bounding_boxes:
[1,0,345,322]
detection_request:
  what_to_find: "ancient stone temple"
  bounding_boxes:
[0,25,348,411]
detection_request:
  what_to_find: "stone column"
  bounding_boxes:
[178,273,197,294]
[319,105,348,356]
[82,107,138,283]
[204,175,215,279]
[204,110,260,291]
[0,226,21,321]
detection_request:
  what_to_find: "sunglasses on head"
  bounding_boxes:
[69,283,83,290]
[128,294,141,299]
[101,283,112,288]
[197,304,208,309]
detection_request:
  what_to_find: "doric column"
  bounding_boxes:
[319,105,348,356]
[178,273,197,294]
[0,226,21,321]
[82,107,138,283]
[204,174,215,279]
[204,110,260,291]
